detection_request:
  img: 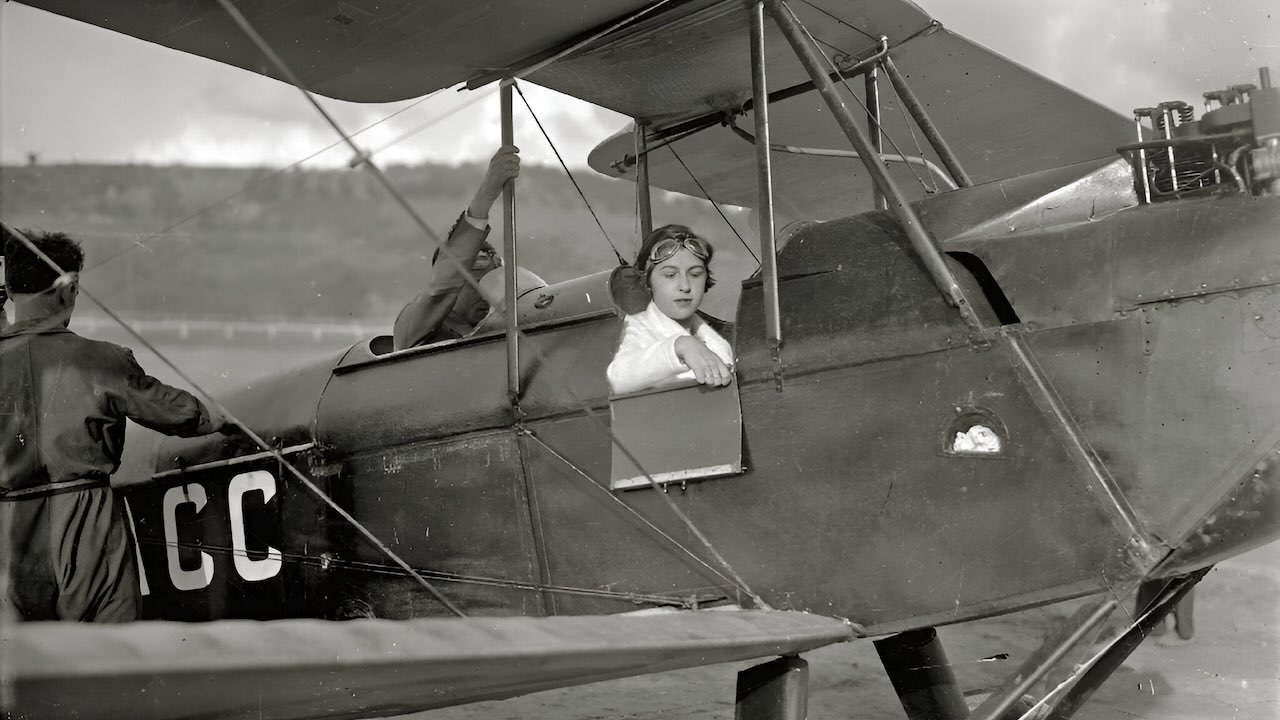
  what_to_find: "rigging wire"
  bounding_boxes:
[504,0,679,83]
[513,81,627,266]
[89,88,497,294]
[212,0,765,609]
[367,85,499,157]
[214,0,448,253]
[0,219,467,618]
[798,0,879,43]
[666,145,760,266]
[522,429,746,596]
[887,76,941,195]
[87,87,448,272]
[781,1,935,194]
[135,537,725,608]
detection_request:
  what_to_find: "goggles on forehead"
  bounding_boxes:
[472,246,502,272]
[647,233,711,265]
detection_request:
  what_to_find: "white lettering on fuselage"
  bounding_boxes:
[228,470,283,581]
[162,483,215,591]
[158,471,282,592]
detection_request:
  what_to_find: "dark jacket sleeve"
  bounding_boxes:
[392,214,490,351]
[117,348,224,437]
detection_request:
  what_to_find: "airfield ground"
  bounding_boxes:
[101,329,1278,720]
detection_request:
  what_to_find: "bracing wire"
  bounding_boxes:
[887,78,941,195]
[666,145,760,266]
[89,87,495,294]
[798,0,879,43]
[367,85,499,156]
[214,0,448,252]
[213,0,766,609]
[88,87,449,272]
[136,537,725,608]
[522,430,746,595]
[0,219,468,618]
[781,1,935,194]
[513,81,627,266]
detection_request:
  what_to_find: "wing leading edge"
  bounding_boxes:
[8,610,854,720]
[15,0,656,103]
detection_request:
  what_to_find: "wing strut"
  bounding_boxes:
[763,0,979,327]
[865,63,887,209]
[748,0,784,380]
[636,122,654,238]
[882,55,974,188]
[500,79,521,408]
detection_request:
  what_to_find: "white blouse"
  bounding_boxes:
[606,301,734,395]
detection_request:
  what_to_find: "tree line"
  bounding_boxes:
[0,163,756,321]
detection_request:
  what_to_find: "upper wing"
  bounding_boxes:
[16,0,657,103]
[558,2,1136,219]
[10,610,853,720]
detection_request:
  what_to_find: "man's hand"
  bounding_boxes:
[217,421,244,437]
[675,336,733,387]
[468,145,520,220]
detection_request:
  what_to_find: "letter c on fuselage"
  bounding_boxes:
[228,470,282,582]
[162,483,215,591]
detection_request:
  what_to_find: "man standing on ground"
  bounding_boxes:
[1,229,230,622]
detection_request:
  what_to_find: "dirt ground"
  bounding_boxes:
[414,542,1279,720]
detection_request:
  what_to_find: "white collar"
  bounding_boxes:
[641,300,701,335]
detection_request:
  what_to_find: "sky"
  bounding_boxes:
[1,0,1277,170]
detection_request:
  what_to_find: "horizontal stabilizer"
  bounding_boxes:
[6,610,853,720]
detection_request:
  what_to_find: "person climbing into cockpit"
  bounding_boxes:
[393,145,520,351]
[607,224,734,394]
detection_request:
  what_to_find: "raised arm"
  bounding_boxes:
[393,145,519,351]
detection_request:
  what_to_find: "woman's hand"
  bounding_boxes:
[675,336,733,386]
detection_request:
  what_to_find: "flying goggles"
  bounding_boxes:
[647,233,711,265]
[472,245,502,273]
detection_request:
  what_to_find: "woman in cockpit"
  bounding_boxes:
[606,224,734,394]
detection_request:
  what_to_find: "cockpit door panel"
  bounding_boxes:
[609,379,744,490]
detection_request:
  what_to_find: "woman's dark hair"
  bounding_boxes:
[634,224,715,290]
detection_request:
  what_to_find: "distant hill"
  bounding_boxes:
[0,163,759,321]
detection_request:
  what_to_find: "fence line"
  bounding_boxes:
[73,314,385,342]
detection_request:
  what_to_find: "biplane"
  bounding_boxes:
[4,1,1279,719]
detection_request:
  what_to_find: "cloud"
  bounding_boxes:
[929,0,1279,117]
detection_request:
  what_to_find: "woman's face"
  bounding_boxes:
[649,248,708,323]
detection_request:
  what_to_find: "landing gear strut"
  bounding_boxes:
[735,655,809,720]
[1043,569,1206,720]
[874,627,970,720]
